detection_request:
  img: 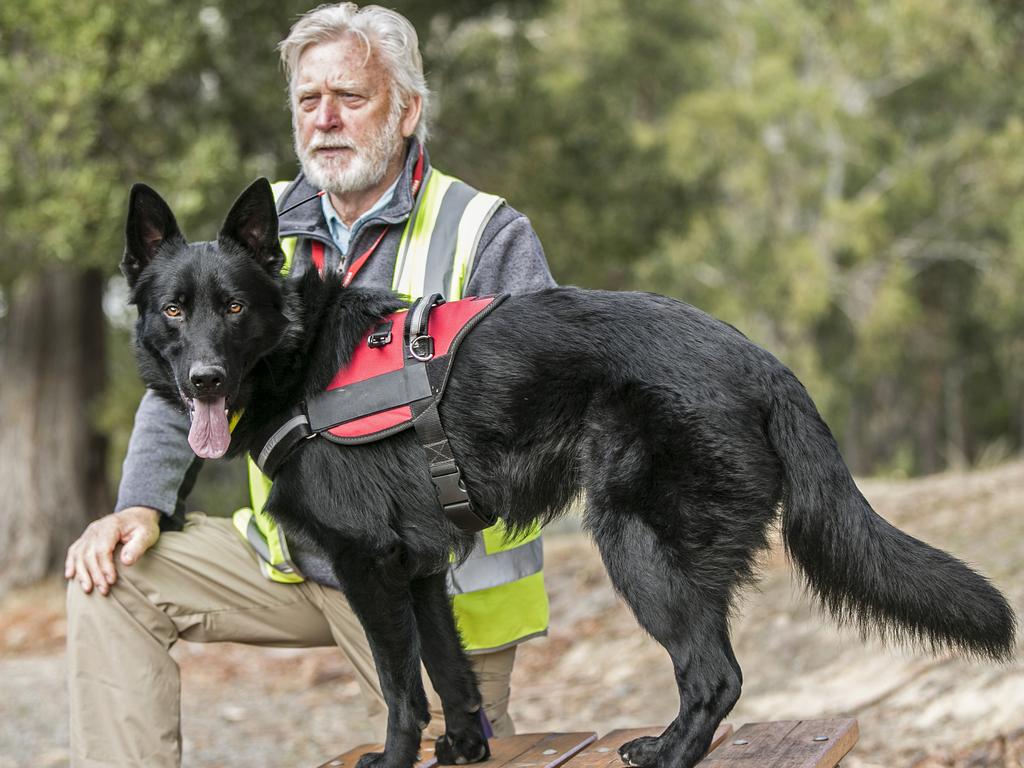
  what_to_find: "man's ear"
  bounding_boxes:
[218,178,284,276]
[122,183,186,288]
[400,93,422,139]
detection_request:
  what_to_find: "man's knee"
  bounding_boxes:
[66,544,179,653]
[66,556,129,625]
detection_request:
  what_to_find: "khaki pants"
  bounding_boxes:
[67,513,516,768]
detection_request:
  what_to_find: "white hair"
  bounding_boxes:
[279,3,431,142]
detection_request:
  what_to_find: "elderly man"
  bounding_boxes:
[65,4,554,766]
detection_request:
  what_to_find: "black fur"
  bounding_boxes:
[123,179,1016,768]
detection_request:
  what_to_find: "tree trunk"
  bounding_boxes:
[0,268,110,593]
[913,368,943,475]
[943,361,968,470]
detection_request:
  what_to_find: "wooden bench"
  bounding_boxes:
[317,719,858,768]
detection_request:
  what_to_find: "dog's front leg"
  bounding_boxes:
[336,547,430,768]
[411,573,490,765]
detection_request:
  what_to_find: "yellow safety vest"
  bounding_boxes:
[232,168,549,652]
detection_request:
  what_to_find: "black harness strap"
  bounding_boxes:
[410,399,494,532]
[251,405,311,477]
[404,294,495,532]
[305,364,432,432]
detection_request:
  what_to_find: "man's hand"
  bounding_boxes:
[65,506,161,595]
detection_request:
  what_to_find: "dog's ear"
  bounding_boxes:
[218,178,284,276]
[122,183,186,288]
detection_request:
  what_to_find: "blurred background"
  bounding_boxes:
[1,1,1022,766]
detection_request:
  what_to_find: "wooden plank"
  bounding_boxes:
[317,720,856,768]
[700,719,859,768]
[478,733,555,767]
[490,732,598,768]
[566,723,733,768]
[317,732,597,768]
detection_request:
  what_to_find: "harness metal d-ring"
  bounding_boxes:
[409,335,434,361]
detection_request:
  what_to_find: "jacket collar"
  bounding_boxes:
[277,138,430,241]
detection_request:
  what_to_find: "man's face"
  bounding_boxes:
[292,35,415,196]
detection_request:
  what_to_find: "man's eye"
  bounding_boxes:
[164,304,182,318]
[228,301,244,314]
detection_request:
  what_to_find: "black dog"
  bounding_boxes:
[121,178,1015,768]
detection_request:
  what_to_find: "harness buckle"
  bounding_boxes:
[431,466,496,530]
[367,321,393,348]
[433,466,468,507]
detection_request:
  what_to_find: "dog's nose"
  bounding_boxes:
[190,364,226,394]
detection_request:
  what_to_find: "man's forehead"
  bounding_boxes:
[295,35,389,87]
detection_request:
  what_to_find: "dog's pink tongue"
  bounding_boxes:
[188,397,230,458]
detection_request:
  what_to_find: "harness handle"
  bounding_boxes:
[406,293,445,361]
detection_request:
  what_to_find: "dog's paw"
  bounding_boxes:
[355,751,416,768]
[434,731,490,765]
[618,735,661,767]
[355,751,385,768]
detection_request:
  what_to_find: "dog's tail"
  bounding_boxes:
[765,367,1016,660]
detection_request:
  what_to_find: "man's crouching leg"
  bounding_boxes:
[67,513,338,768]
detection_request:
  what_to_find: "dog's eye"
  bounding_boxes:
[163,304,182,318]
[228,301,244,314]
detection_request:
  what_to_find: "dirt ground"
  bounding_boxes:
[2,461,1022,768]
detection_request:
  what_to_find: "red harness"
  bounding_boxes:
[250,293,506,531]
[319,296,499,442]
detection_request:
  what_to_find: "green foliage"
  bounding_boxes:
[1,1,271,282]
[425,0,707,289]
[620,0,1022,473]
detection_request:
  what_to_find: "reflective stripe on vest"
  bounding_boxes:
[448,521,543,595]
[232,508,304,583]
[234,170,549,652]
[392,169,504,301]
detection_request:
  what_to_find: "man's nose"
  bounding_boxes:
[314,96,342,132]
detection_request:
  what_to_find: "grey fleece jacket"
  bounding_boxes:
[115,140,556,586]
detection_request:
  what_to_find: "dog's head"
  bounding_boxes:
[122,178,290,459]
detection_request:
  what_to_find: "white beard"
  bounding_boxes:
[295,108,404,196]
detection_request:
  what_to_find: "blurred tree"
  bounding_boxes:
[426,0,707,288]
